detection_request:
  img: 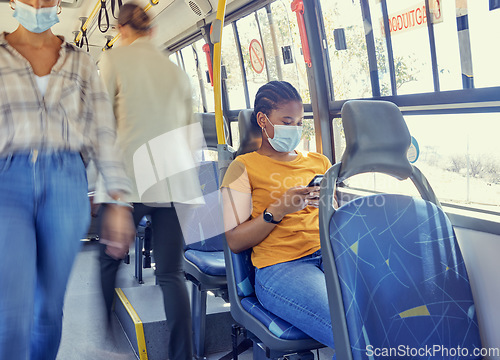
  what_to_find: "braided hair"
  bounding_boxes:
[251,81,302,126]
[118,3,151,35]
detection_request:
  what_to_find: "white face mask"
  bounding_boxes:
[263,114,303,153]
[13,1,60,33]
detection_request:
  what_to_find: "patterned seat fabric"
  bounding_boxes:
[232,249,310,340]
[329,194,481,360]
[241,297,311,340]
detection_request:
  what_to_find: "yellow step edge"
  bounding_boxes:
[115,288,149,360]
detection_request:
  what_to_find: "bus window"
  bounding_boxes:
[231,3,312,104]
[320,0,372,99]
[194,38,215,112]
[295,118,316,153]
[405,113,500,212]
[169,52,180,67]
[221,24,248,110]
[429,0,463,91]
[384,0,434,94]
[269,0,311,103]
[344,173,421,200]
[332,117,345,163]
[202,149,218,161]
[334,113,500,213]
[255,7,279,82]
[180,46,206,113]
[368,0,462,93]
[235,13,270,103]
[230,122,240,151]
[367,0,392,96]
[468,1,500,87]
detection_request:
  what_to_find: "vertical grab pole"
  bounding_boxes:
[211,0,228,146]
[211,0,233,183]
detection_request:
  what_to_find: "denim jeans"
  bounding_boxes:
[0,151,90,360]
[255,250,335,349]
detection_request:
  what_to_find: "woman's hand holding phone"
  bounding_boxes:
[305,186,320,207]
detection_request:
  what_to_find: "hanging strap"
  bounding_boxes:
[104,36,114,50]
[80,28,89,52]
[111,0,122,19]
[98,0,110,33]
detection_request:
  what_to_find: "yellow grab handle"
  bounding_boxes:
[75,0,101,44]
[99,1,159,51]
[212,0,227,145]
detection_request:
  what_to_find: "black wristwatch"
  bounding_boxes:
[263,208,282,224]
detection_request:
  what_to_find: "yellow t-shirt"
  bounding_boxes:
[221,151,331,268]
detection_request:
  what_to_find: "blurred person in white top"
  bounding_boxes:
[95,4,204,359]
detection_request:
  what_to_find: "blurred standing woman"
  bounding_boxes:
[96,3,201,359]
[0,0,134,359]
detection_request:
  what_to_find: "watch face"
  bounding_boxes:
[263,210,273,223]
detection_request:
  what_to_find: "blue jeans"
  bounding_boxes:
[255,250,335,349]
[0,151,90,360]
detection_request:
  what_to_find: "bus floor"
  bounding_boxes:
[56,241,335,360]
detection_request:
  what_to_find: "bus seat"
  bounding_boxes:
[220,108,324,359]
[235,109,262,157]
[319,100,482,360]
[183,113,231,357]
[194,112,230,149]
[223,247,324,358]
[182,160,227,358]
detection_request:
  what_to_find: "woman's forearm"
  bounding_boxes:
[225,212,279,253]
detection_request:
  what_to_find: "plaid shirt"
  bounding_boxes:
[0,32,131,195]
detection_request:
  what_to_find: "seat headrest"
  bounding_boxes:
[236,109,262,157]
[194,113,229,149]
[339,100,412,181]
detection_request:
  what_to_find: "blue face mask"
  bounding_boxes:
[13,1,60,34]
[263,114,303,153]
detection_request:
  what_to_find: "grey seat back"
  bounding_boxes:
[236,109,262,156]
[339,100,413,182]
[194,112,229,149]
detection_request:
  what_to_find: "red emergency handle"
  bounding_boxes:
[202,43,214,86]
[291,0,312,68]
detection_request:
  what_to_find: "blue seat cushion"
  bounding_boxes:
[184,249,225,276]
[241,297,311,340]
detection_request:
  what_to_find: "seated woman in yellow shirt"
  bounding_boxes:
[221,81,334,348]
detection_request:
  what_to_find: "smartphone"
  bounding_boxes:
[307,175,324,187]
